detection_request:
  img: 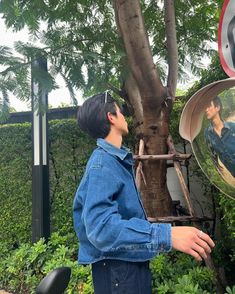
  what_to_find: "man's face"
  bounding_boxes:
[205,101,220,120]
[113,104,129,136]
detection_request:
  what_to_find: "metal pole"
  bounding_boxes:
[31,56,50,243]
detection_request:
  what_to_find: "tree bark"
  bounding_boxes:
[113,0,165,104]
[124,74,144,137]
[164,0,178,96]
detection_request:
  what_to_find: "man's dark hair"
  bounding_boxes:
[212,96,223,117]
[77,92,118,139]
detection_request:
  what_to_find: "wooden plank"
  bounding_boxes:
[167,135,195,216]
[135,139,145,189]
[148,216,214,223]
[134,153,191,161]
[174,160,195,216]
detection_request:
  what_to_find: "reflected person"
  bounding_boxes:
[204,96,235,183]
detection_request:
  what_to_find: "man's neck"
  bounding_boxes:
[212,116,224,136]
[104,132,123,149]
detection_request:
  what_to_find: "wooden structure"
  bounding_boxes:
[134,135,213,223]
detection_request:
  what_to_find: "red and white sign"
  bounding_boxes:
[218,0,235,77]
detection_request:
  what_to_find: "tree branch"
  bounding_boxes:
[113,0,165,107]
[164,0,178,96]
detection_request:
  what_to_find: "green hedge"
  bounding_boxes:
[0,119,96,246]
[0,123,32,246]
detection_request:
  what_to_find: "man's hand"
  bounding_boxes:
[171,226,215,261]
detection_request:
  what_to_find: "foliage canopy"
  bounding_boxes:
[0,0,224,110]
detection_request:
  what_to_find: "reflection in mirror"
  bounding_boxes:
[191,87,235,199]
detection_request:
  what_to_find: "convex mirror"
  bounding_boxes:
[179,78,235,199]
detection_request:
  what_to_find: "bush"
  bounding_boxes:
[0,119,96,245]
[0,123,32,246]
[0,232,93,294]
[215,193,235,285]
[150,251,215,294]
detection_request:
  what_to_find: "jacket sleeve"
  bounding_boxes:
[82,165,172,254]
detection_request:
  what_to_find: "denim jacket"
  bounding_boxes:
[204,121,235,177]
[73,138,172,264]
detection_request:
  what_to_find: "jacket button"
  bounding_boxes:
[115,283,119,287]
[103,262,106,266]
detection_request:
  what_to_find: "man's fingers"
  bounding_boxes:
[198,231,215,248]
[188,249,202,262]
[194,230,215,260]
[192,243,208,260]
[171,227,215,260]
[196,238,212,254]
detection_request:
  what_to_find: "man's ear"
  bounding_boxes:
[107,112,115,124]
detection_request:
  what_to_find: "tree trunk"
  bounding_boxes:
[140,101,173,217]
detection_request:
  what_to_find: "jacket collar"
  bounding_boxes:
[208,121,230,133]
[97,138,131,161]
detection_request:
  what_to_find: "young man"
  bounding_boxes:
[205,96,235,184]
[73,92,215,294]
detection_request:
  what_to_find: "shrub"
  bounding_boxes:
[150,251,215,294]
[0,120,96,245]
[0,232,93,294]
[0,123,32,245]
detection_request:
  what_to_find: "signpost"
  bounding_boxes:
[218,0,235,77]
[31,57,50,243]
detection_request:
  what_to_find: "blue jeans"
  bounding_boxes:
[91,259,152,294]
